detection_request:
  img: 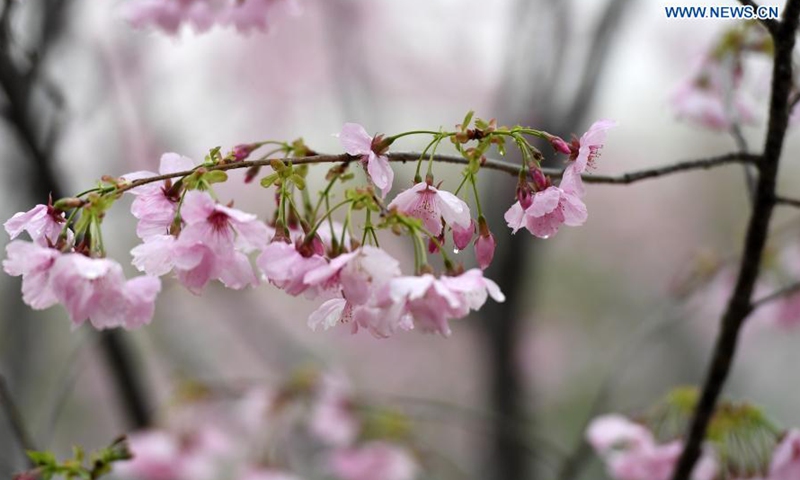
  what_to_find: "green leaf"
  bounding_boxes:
[290,174,306,190]
[462,110,474,129]
[260,174,279,188]
[203,170,228,184]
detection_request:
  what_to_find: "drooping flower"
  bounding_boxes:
[504,182,587,239]
[123,153,195,240]
[386,269,504,337]
[388,182,471,237]
[4,203,67,247]
[3,240,61,310]
[48,254,161,330]
[328,442,419,480]
[304,246,401,305]
[257,241,327,297]
[339,123,394,197]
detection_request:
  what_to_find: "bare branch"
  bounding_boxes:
[752,281,800,308]
[776,195,800,208]
[670,1,800,478]
[0,375,35,468]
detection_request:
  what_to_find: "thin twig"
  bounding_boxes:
[0,375,35,467]
[105,151,759,197]
[752,281,800,308]
[776,195,800,208]
[670,2,800,478]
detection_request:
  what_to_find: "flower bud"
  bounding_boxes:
[517,186,533,210]
[548,135,572,155]
[244,165,261,183]
[531,168,550,191]
[475,231,496,270]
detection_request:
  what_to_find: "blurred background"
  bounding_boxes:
[1,0,799,479]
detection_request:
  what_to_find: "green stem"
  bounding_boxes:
[387,130,444,142]
[470,174,483,217]
[307,198,353,239]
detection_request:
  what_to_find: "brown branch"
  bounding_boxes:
[0,375,35,467]
[776,195,800,207]
[752,281,800,308]
[670,1,800,479]
[104,151,758,197]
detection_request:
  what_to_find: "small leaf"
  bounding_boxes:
[260,174,279,188]
[203,170,228,184]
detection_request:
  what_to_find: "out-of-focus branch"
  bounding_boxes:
[775,195,800,207]
[0,374,35,468]
[752,281,800,308]
[0,0,152,431]
[670,1,800,478]
[737,0,780,34]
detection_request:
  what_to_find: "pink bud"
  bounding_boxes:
[428,232,445,254]
[517,187,533,210]
[232,143,256,161]
[531,168,549,191]
[452,220,475,250]
[549,136,571,155]
[475,232,496,270]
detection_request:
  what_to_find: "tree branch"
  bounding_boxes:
[670,2,800,478]
[98,151,759,197]
[775,195,800,208]
[0,374,35,468]
[752,281,800,308]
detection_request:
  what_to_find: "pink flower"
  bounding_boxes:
[4,204,66,246]
[49,254,161,330]
[304,246,401,305]
[339,123,394,197]
[178,191,269,257]
[386,269,504,337]
[257,241,327,297]
[121,0,298,35]
[587,415,653,454]
[671,58,757,131]
[587,414,718,480]
[388,182,471,237]
[131,191,268,294]
[309,373,360,446]
[571,119,617,173]
[124,153,195,240]
[115,431,184,480]
[769,430,800,480]
[3,240,60,309]
[504,182,587,239]
[329,442,418,480]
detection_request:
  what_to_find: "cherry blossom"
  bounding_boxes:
[769,429,800,480]
[388,182,471,237]
[309,373,360,446]
[3,240,61,310]
[123,153,195,240]
[329,442,419,480]
[122,0,299,35]
[48,254,161,330]
[339,123,394,197]
[4,203,67,247]
[570,119,618,173]
[257,241,327,297]
[386,269,504,337]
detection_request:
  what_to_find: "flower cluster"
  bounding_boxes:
[671,21,771,131]
[121,0,300,35]
[3,202,161,330]
[587,389,800,480]
[2,115,614,334]
[504,119,616,238]
[115,371,420,480]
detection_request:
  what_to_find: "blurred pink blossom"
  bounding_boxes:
[329,442,418,480]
